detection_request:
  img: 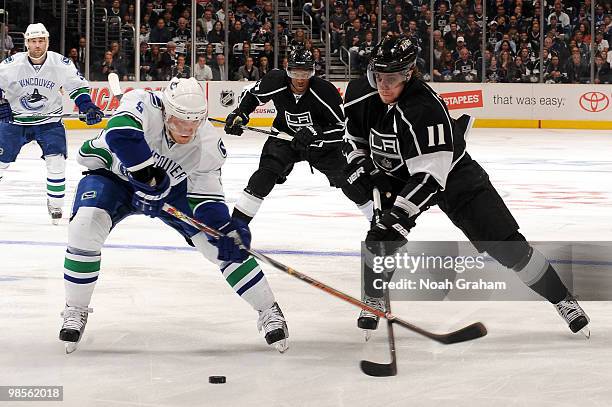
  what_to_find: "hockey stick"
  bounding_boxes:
[108,72,124,102]
[13,112,112,119]
[360,188,397,377]
[208,117,294,141]
[162,203,488,346]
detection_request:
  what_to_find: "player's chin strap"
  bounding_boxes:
[162,203,487,349]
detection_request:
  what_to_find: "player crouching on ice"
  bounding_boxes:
[343,35,590,337]
[0,23,103,224]
[59,77,288,353]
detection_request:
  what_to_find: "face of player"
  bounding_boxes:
[375,71,409,104]
[27,37,48,61]
[166,115,202,144]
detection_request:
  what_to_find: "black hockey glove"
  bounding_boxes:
[291,125,322,152]
[76,98,104,125]
[128,165,171,217]
[224,109,249,136]
[345,157,394,203]
[0,98,13,123]
[366,206,415,245]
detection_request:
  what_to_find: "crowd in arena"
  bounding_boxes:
[1,0,611,83]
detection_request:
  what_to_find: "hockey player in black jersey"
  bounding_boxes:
[224,46,369,224]
[343,35,590,336]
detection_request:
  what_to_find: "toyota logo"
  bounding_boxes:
[579,92,609,112]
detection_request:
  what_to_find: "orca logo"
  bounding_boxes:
[19,88,48,111]
[284,111,312,133]
[62,57,71,65]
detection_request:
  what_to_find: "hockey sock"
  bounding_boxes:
[0,161,8,182]
[191,233,276,311]
[233,189,263,224]
[513,247,569,304]
[64,207,112,307]
[358,200,373,222]
[45,154,66,209]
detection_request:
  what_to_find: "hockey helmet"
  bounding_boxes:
[287,46,315,79]
[162,77,207,143]
[367,35,418,89]
[24,23,50,62]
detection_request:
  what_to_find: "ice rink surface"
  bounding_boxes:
[1,127,612,407]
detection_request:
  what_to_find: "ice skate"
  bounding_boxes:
[47,199,62,225]
[257,302,289,353]
[59,305,92,353]
[554,294,590,338]
[358,295,384,341]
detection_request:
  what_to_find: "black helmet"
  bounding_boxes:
[368,35,418,74]
[287,46,315,79]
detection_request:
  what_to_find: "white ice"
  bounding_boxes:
[1,127,612,407]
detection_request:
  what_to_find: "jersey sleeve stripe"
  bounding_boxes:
[310,89,342,123]
[107,113,143,131]
[395,105,422,156]
[69,87,90,100]
[343,90,378,108]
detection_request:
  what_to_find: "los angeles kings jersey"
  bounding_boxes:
[343,77,468,218]
[237,69,345,147]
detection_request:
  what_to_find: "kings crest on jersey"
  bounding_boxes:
[77,89,225,187]
[0,51,90,125]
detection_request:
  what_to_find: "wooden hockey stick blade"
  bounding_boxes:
[391,317,488,344]
[108,73,123,101]
[208,118,294,141]
[360,359,397,377]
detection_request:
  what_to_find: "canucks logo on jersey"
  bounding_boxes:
[20,88,49,111]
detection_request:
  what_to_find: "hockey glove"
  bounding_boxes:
[365,206,415,251]
[345,157,394,203]
[214,219,252,263]
[0,98,13,123]
[291,125,322,152]
[128,165,171,217]
[76,99,104,125]
[224,109,249,136]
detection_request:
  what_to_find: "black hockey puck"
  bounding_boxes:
[209,375,226,384]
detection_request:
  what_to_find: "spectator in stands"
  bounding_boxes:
[261,42,274,64]
[1,25,14,56]
[566,52,589,83]
[357,30,376,72]
[208,21,225,44]
[444,22,461,50]
[574,31,590,61]
[97,50,127,81]
[290,28,307,47]
[280,56,289,70]
[171,54,191,79]
[139,42,154,81]
[312,47,325,78]
[164,1,180,21]
[258,56,270,76]
[159,41,178,80]
[330,2,347,55]
[451,36,466,60]
[367,13,378,36]
[244,10,261,37]
[497,50,514,82]
[212,54,228,80]
[529,20,541,51]
[68,48,83,73]
[107,0,123,21]
[495,38,516,57]
[434,50,455,81]
[594,53,611,84]
[110,41,129,71]
[485,56,500,82]
[488,21,503,49]
[198,9,215,36]
[204,43,216,66]
[140,24,151,44]
[229,20,250,46]
[236,56,259,81]
[544,54,568,83]
[163,11,178,36]
[193,54,213,81]
[232,41,251,75]
[259,1,274,25]
[434,2,451,32]
[547,1,571,37]
[454,46,477,82]
[596,31,609,53]
[434,39,447,66]
[150,18,173,44]
[149,44,163,80]
[174,17,191,42]
[253,21,273,43]
[508,55,527,82]
[464,18,481,53]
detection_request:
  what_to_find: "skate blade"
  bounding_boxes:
[52,218,60,226]
[579,327,591,339]
[64,342,78,354]
[274,339,288,353]
[364,329,372,342]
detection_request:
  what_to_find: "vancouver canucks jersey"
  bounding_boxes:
[0,51,91,125]
[78,89,225,198]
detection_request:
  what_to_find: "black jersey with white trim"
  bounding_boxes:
[237,69,345,145]
[343,77,467,217]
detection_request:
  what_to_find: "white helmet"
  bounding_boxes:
[24,23,50,40]
[162,77,208,122]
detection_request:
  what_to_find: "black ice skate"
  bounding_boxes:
[554,294,590,338]
[59,305,93,353]
[358,295,384,341]
[257,302,289,353]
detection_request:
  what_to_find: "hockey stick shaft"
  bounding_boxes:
[208,117,294,141]
[162,204,487,344]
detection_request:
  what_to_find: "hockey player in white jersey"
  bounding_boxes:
[0,23,103,223]
[59,77,288,353]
